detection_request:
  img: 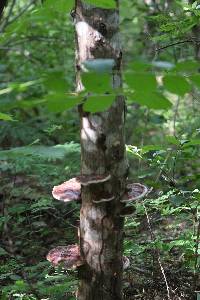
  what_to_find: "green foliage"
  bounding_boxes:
[127,91,172,110]
[85,0,116,9]
[163,75,191,96]
[0,0,200,299]
[83,95,115,112]
[0,112,14,121]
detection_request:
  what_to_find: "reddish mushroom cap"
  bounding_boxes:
[121,183,148,203]
[52,178,81,202]
[76,174,111,186]
[46,244,83,269]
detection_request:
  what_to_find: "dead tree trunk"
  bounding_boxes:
[74,1,128,299]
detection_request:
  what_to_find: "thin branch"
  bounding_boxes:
[143,202,172,300]
[156,39,200,52]
[6,0,36,27]
[173,96,180,138]
[0,0,17,32]
[0,0,36,33]
[194,215,200,277]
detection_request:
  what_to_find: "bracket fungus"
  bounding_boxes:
[52,178,81,203]
[120,206,136,217]
[121,183,148,203]
[76,174,111,186]
[93,194,115,203]
[46,244,83,269]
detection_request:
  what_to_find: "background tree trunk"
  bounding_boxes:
[75,1,128,299]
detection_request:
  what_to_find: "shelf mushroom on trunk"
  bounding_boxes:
[121,183,148,203]
[47,244,130,271]
[47,244,84,269]
[52,178,81,203]
[52,174,113,204]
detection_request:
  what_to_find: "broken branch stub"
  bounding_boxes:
[46,244,83,269]
[52,178,81,203]
[121,183,148,203]
[76,174,111,186]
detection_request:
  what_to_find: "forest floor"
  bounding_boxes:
[124,265,198,299]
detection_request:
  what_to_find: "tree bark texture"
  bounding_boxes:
[75,1,128,299]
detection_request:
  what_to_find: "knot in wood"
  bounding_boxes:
[98,22,107,36]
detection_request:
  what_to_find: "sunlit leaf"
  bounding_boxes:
[126,62,151,72]
[85,0,116,9]
[43,0,74,12]
[82,72,112,93]
[43,71,69,92]
[83,95,115,112]
[163,75,191,96]
[127,91,172,110]
[189,74,200,88]
[182,139,200,148]
[46,94,82,112]
[0,112,14,121]
[174,60,200,72]
[125,73,157,92]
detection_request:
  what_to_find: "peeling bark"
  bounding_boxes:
[74,1,128,299]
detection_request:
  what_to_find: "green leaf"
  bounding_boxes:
[141,145,166,154]
[189,74,200,88]
[125,73,157,92]
[0,112,14,121]
[85,0,116,9]
[43,0,74,12]
[0,143,80,161]
[182,139,200,148]
[0,247,8,256]
[174,60,200,72]
[18,99,46,109]
[165,135,180,145]
[0,87,13,96]
[43,71,69,92]
[83,95,115,112]
[0,80,39,96]
[163,75,191,96]
[128,91,172,110]
[46,94,82,112]
[126,61,151,72]
[170,195,185,206]
[82,72,112,93]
